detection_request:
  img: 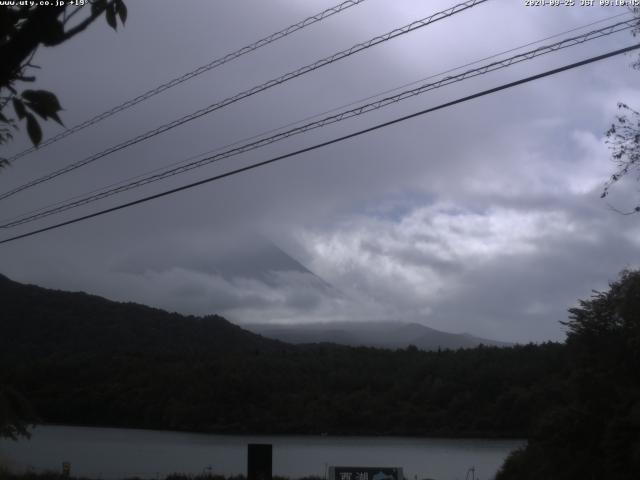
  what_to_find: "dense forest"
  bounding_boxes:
[2,342,567,437]
[0,273,564,437]
[1,271,639,478]
[496,269,640,479]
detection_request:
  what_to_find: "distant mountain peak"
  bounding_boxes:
[245,321,511,351]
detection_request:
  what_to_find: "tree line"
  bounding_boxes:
[1,271,639,477]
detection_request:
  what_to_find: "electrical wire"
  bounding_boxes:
[0,0,489,201]
[1,42,638,246]
[12,8,627,227]
[2,17,635,229]
[5,9,627,226]
[5,0,368,162]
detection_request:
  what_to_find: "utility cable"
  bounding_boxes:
[1,42,638,246]
[1,17,635,229]
[6,9,626,226]
[6,0,367,162]
[10,4,619,229]
[0,0,489,201]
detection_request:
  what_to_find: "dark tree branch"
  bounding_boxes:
[62,5,85,26]
[0,1,125,151]
[0,2,115,89]
[58,2,111,42]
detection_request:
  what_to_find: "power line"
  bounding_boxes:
[6,0,367,162]
[0,0,489,202]
[6,9,626,227]
[2,17,633,227]
[1,42,638,246]
[2,17,635,229]
[15,9,626,232]
[6,12,629,229]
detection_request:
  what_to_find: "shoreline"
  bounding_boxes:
[23,423,527,442]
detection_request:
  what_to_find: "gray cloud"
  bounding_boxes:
[1,0,640,343]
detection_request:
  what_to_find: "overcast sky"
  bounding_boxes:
[1,0,640,343]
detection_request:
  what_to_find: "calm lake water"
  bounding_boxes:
[0,426,524,480]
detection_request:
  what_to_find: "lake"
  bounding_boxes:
[0,426,524,480]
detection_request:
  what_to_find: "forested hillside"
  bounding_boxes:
[0,274,286,356]
[496,270,640,480]
[0,273,564,438]
[2,342,564,437]
[3,271,640,479]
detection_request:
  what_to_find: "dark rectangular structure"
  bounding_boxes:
[247,443,272,480]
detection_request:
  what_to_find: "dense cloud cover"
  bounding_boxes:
[1,0,639,342]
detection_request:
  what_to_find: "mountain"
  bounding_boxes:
[245,321,511,350]
[0,273,566,439]
[118,236,335,289]
[0,273,287,357]
[0,272,509,359]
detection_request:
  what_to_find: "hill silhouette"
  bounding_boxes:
[0,273,564,438]
[0,273,286,357]
[3,271,639,477]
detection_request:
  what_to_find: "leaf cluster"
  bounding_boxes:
[602,8,640,212]
[9,90,63,148]
[0,1,127,160]
[603,103,640,212]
